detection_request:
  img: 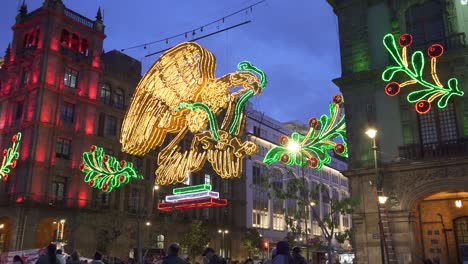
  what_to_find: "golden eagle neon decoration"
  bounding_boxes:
[120,42,267,185]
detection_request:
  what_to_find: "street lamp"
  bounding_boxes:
[218,229,229,258]
[378,195,388,205]
[286,140,312,260]
[365,128,385,264]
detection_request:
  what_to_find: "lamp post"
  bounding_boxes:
[365,128,386,264]
[286,141,311,260]
[218,229,229,258]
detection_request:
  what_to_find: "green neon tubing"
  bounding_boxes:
[175,102,220,141]
[173,184,212,194]
[229,61,268,135]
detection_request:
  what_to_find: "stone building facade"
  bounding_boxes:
[327,0,468,263]
[0,1,244,260]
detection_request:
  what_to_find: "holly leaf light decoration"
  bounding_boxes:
[80,145,143,192]
[0,132,21,181]
[263,95,347,170]
[382,33,464,114]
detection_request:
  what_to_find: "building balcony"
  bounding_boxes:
[398,137,468,161]
[59,45,92,64]
[413,32,467,52]
[1,192,104,211]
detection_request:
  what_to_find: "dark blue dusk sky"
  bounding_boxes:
[0,0,341,123]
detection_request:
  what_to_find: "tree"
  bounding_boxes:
[241,228,263,257]
[180,221,210,260]
[263,168,357,263]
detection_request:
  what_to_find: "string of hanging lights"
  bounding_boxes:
[120,0,266,52]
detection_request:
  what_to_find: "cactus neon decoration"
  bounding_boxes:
[0,132,21,181]
[382,33,464,114]
[80,145,143,192]
[263,95,347,170]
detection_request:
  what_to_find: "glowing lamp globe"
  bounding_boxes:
[365,128,377,139]
[287,141,301,153]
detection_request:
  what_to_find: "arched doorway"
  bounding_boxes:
[411,191,468,264]
[454,217,468,263]
[0,217,13,253]
[35,218,66,248]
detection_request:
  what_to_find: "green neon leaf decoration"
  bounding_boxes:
[382,33,464,114]
[263,95,347,171]
[80,145,143,192]
[175,102,220,141]
[229,61,267,135]
[0,132,21,181]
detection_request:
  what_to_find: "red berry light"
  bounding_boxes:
[103,184,109,192]
[119,175,126,183]
[398,34,413,47]
[103,155,109,162]
[415,100,431,114]
[332,94,343,105]
[3,174,8,182]
[12,135,17,142]
[79,162,85,170]
[90,145,96,152]
[308,157,319,169]
[334,144,346,155]
[279,135,289,146]
[280,154,290,164]
[11,160,17,168]
[119,160,126,168]
[88,180,94,187]
[308,117,319,129]
[385,82,400,96]
[3,149,7,157]
[427,44,444,58]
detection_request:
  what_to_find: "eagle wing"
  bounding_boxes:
[120,42,216,156]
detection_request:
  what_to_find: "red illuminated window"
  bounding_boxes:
[22,70,29,84]
[60,29,70,46]
[64,68,78,88]
[56,138,71,159]
[60,102,75,123]
[15,101,24,120]
[81,39,89,56]
[71,33,80,51]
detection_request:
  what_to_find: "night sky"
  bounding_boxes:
[0,0,341,123]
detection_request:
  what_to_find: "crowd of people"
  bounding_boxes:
[10,241,316,264]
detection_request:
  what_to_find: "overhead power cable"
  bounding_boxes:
[120,0,266,52]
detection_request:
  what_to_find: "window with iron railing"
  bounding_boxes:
[406,0,445,47]
[419,103,458,145]
[51,176,67,201]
